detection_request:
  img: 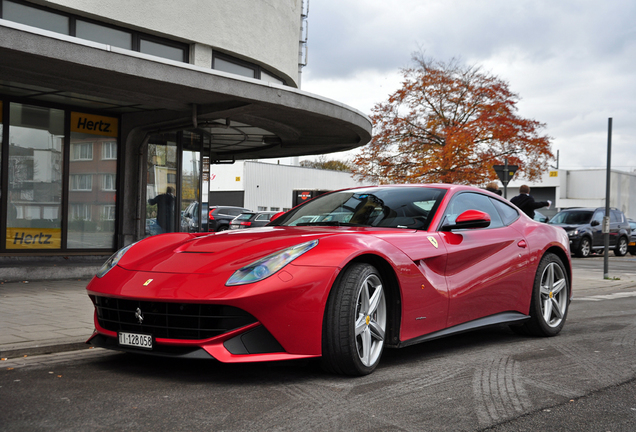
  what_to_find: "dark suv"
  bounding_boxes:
[208,206,251,232]
[548,207,631,257]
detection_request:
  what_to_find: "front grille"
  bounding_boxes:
[92,296,257,340]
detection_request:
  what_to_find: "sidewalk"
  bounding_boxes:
[1,264,636,360]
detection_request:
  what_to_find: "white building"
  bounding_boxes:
[207,161,364,212]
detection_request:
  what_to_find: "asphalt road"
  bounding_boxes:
[2,282,636,431]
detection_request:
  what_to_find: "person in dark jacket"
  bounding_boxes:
[510,185,551,219]
[148,186,176,233]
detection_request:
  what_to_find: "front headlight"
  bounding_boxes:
[96,242,136,278]
[226,240,318,286]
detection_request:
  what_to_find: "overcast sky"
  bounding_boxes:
[300,0,636,173]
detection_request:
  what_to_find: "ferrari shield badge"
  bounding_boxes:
[427,236,439,249]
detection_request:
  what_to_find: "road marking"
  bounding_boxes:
[576,291,636,302]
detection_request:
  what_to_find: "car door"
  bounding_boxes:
[590,210,605,247]
[610,210,624,245]
[439,192,530,328]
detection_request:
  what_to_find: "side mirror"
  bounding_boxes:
[442,209,491,231]
[591,220,600,227]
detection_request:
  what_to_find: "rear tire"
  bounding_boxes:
[575,237,591,258]
[614,236,628,256]
[322,263,386,376]
[512,253,569,337]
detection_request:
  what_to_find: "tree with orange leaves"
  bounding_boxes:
[352,54,553,185]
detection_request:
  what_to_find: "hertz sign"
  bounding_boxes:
[70,112,118,137]
[6,228,61,250]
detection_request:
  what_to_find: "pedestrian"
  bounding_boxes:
[148,186,176,233]
[485,181,502,196]
[510,185,551,219]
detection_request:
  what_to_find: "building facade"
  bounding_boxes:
[0,0,372,264]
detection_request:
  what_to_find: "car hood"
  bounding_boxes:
[116,227,360,274]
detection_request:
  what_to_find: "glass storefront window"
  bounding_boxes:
[261,70,285,85]
[213,57,256,79]
[146,135,178,235]
[140,39,185,62]
[2,0,69,34]
[6,103,65,249]
[67,112,118,249]
[76,19,132,49]
[0,101,2,232]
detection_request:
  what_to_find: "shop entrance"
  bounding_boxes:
[145,131,205,236]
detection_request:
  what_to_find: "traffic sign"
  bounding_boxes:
[493,164,519,186]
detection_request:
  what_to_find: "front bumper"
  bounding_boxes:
[85,263,339,361]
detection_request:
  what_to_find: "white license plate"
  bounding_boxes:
[118,332,153,349]
[230,225,239,230]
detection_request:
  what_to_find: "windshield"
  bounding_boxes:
[271,187,446,230]
[549,210,593,225]
[235,213,255,221]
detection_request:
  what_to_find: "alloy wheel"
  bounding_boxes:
[354,274,386,367]
[539,262,568,328]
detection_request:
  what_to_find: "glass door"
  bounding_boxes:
[179,131,202,233]
[146,134,178,235]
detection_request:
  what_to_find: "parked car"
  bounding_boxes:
[181,202,209,233]
[628,219,636,256]
[548,207,631,257]
[208,206,251,232]
[145,218,161,236]
[229,212,278,230]
[534,210,549,223]
[87,184,571,376]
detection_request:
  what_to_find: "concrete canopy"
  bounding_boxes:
[0,22,372,159]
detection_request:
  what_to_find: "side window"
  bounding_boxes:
[490,198,520,226]
[610,210,621,223]
[443,192,504,229]
[592,211,604,223]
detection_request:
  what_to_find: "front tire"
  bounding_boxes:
[614,236,628,256]
[514,253,569,337]
[575,237,591,258]
[322,263,387,376]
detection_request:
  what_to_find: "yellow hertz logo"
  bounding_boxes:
[427,236,439,249]
[143,279,154,286]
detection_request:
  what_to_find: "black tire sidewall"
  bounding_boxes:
[576,238,590,257]
[614,237,627,256]
[322,263,384,376]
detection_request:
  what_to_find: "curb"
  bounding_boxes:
[1,341,91,360]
